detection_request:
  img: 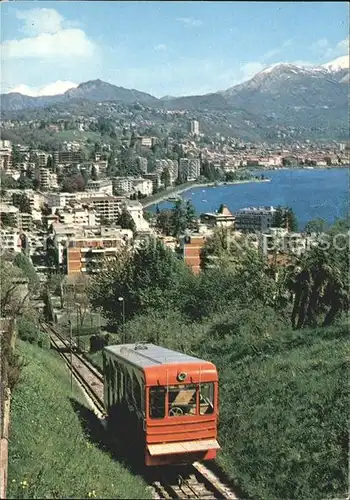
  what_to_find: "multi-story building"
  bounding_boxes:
[47,192,77,209]
[0,203,19,227]
[200,205,235,228]
[39,168,58,191]
[58,206,100,227]
[137,156,148,174]
[132,178,153,197]
[143,173,161,192]
[190,120,199,136]
[34,152,48,168]
[123,200,150,232]
[10,189,44,211]
[154,159,179,184]
[18,212,33,232]
[113,177,133,194]
[0,144,12,171]
[65,227,133,276]
[86,179,113,196]
[179,158,200,181]
[80,195,123,223]
[0,229,22,253]
[234,206,276,233]
[55,151,82,165]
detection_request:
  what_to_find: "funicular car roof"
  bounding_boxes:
[104,343,212,370]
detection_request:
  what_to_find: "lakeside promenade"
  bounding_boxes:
[142,178,271,209]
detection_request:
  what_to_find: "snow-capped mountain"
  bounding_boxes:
[322,55,349,72]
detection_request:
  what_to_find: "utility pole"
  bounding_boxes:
[118,297,126,343]
[69,317,73,392]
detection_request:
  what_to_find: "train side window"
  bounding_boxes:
[199,383,214,415]
[149,387,166,418]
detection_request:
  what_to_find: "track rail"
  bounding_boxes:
[150,463,239,499]
[43,322,241,499]
[42,322,105,416]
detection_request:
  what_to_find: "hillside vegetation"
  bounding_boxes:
[88,218,349,500]
[7,341,151,499]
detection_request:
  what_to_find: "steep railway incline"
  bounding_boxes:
[44,323,241,499]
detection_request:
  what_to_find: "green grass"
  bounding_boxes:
[208,323,349,500]
[54,130,102,143]
[7,341,152,500]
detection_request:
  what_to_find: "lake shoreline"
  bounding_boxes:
[142,178,271,209]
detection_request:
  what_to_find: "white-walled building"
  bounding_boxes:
[179,158,200,181]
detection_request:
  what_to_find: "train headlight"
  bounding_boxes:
[177,372,187,382]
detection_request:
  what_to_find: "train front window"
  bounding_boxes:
[168,384,197,417]
[200,383,214,415]
[149,386,166,418]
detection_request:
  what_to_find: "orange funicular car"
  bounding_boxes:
[103,343,220,466]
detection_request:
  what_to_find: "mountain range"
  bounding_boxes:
[1,55,348,139]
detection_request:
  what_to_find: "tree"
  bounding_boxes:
[272,206,298,231]
[117,208,136,233]
[156,210,173,235]
[91,164,98,181]
[46,155,53,170]
[287,232,349,329]
[89,239,192,326]
[13,193,32,214]
[304,218,329,234]
[11,144,22,168]
[161,167,171,188]
[0,213,16,228]
[13,252,39,292]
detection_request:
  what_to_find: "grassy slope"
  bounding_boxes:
[212,323,349,500]
[7,341,151,500]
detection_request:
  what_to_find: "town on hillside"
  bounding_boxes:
[1,121,348,279]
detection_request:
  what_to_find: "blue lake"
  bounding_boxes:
[149,168,349,230]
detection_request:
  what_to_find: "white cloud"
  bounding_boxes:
[311,36,349,60]
[154,44,167,52]
[177,17,203,27]
[9,81,78,97]
[2,8,97,60]
[240,62,265,81]
[261,39,294,63]
[16,8,64,36]
[2,28,96,60]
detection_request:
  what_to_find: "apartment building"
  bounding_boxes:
[0,229,22,253]
[18,212,33,231]
[137,156,148,174]
[80,195,123,222]
[9,189,44,211]
[86,179,113,196]
[39,168,58,191]
[235,206,276,233]
[0,144,12,170]
[132,178,153,196]
[66,227,133,276]
[113,177,133,194]
[179,158,200,181]
[34,152,48,168]
[47,192,77,209]
[123,200,150,232]
[190,120,199,136]
[144,173,161,192]
[58,206,100,227]
[154,159,179,184]
[54,151,82,165]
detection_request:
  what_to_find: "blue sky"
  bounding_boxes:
[1,1,348,97]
